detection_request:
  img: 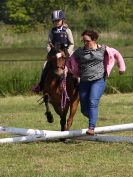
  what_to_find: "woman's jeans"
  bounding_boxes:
[79,78,106,129]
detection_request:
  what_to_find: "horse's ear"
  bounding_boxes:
[63,47,69,59]
[49,43,54,48]
[51,47,58,55]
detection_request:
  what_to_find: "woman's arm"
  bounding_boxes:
[113,48,126,74]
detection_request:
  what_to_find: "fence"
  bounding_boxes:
[0,57,133,95]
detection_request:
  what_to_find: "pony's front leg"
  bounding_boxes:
[43,94,54,123]
[66,97,79,130]
[60,116,67,131]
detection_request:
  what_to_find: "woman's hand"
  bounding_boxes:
[119,71,125,75]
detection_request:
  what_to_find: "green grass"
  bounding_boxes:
[0,26,133,48]
[0,47,133,95]
[0,26,48,48]
[0,48,45,61]
[0,48,45,95]
[0,94,133,177]
[0,27,133,94]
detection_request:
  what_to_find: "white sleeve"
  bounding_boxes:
[66,28,74,56]
[47,30,53,52]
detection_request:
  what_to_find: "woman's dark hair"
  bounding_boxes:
[81,29,99,41]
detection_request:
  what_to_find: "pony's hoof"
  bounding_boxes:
[60,138,66,142]
[45,112,54,123]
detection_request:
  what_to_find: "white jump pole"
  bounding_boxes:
[0,126,58,136]
[0,123,133,144]
[0,123,133,136]
[0,134,133,144]
[74,135,133,143]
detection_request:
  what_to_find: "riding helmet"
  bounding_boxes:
[51,10,65,21]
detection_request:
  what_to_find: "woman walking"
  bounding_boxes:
[67,29,126,135]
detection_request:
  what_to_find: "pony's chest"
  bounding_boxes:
[47,80,62,95]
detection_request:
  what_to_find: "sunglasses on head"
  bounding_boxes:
[81,39,92,43]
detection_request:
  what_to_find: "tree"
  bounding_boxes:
[0,0,132,33]
[0,0,7,23]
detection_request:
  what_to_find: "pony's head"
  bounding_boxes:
[48,44,68,77]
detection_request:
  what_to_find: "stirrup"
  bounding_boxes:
[32,85,41,94]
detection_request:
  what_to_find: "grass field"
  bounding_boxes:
[0,46,133,95]
[0,28,133,95]
[0,94,133,177]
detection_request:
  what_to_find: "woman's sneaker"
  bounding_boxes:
[86,128,95,136]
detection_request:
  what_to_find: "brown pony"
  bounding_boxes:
[43,46,79,131]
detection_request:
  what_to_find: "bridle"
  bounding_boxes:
[54,47,70,109]
[56,53,66,70]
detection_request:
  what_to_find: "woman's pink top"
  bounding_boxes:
[66,46,126,78]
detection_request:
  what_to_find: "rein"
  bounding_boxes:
[61,66,70,110]
[51,46,70,110]
[56,51,70,109]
